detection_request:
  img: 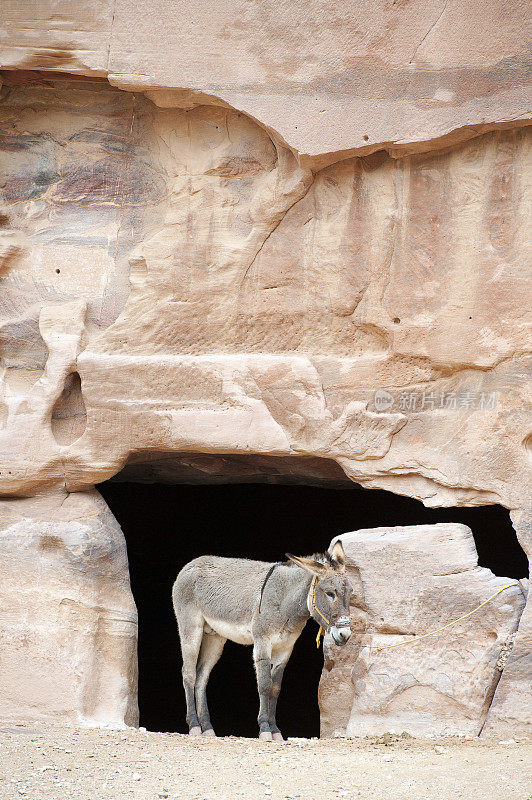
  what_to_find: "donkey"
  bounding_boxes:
[172,540,351,740]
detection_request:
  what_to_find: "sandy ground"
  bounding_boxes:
[0,722,530,800]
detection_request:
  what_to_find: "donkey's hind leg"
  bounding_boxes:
[177,613,204,736]
[195,632,226,736]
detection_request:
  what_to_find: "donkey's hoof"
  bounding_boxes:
[202,728,216,737]
[259,731,273,741]
[272,732,284,741]
[189,726,202,736]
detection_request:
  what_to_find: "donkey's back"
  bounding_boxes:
[173,555,271,629]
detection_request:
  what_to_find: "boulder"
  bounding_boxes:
[319,524,526,737]
[0,490,138,726]
[481,509,532,736]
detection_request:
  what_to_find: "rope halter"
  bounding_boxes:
[308,575,331,648]
[308,575,351,648]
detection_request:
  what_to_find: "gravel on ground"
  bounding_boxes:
[0,721,530,800]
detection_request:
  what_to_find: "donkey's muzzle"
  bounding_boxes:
[330,617,351,646]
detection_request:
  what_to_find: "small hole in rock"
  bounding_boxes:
[55,269,60,274]
[51,371,87,445]
[393,317,401,324]
[363,135,369,141]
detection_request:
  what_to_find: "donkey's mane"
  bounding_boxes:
[312,551,339,567]
[286,551,339,569]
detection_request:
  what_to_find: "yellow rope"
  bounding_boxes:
[375,583,520,652]
[311,576,330,648]
[311,577,332,627]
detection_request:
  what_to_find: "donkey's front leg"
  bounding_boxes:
[268,649,292,741]
[253,639,273,740]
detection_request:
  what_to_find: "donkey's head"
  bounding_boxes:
[286,540,352,646]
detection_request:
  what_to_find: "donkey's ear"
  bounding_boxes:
[286,553,326,576]
[329,540,346,571]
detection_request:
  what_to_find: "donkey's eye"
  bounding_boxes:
[326,591,336,600]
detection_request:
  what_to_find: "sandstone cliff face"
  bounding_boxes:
[0,75,529,512]
[0,0,530,734]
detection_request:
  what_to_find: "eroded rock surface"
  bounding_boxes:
[319,525,526,737]
[0,74,530,514]
[0,490,138,726]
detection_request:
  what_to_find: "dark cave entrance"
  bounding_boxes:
[97,456,528,738]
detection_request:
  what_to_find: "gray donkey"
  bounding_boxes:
[172,540,352,740]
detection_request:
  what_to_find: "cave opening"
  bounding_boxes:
[97,455,528,738]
